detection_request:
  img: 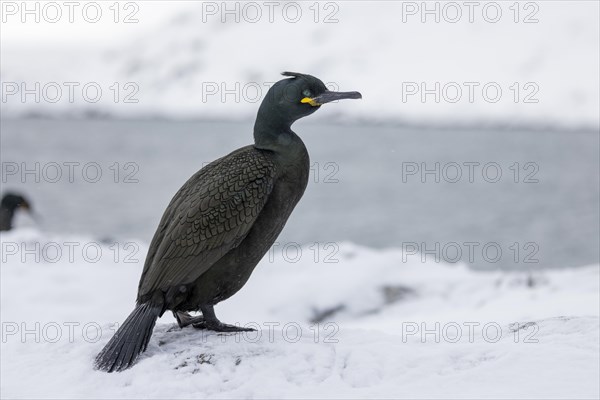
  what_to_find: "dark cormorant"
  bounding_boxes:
[95,72,361,372]
[0,193,32,231]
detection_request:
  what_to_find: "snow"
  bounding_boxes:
[1,228,598,399]
[1,2,599,128]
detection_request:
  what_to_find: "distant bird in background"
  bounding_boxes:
[0,193,33,231]
[95,72,361,372]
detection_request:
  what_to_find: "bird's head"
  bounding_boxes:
[1,193,31,213]
[267,71,361,121]
[254,72,361,149]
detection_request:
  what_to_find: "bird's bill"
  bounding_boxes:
[301,90,362,106]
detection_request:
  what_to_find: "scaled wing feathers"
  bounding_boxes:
[137,146,276,298]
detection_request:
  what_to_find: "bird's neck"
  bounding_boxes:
[254,122,291,150]
[253,104,309,170]
[253,107,299,151]
[254,127,308,174]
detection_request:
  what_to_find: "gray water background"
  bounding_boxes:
[1,118,598,270]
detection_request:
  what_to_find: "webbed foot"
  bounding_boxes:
[192,321,255,332]
[192,305,255,332]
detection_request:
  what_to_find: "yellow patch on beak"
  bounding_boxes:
[301,97,321,107]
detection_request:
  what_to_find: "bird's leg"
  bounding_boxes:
[192,305,255,332]
[173,311,205,329]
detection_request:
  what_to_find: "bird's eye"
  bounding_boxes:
[302,89,312,98]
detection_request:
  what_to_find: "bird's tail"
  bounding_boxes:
[94,302,161,372]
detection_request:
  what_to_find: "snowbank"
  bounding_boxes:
[1,228,598,398]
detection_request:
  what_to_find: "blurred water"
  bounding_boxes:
[1,119,598,270]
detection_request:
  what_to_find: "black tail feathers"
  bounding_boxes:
[94,302,161,372]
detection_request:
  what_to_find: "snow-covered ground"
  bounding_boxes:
[1,228,598,398]
[1,1,599,128]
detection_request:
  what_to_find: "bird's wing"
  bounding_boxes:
[137,146,277,299]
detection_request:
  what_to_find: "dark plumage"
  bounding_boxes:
[95,72,361,372]
[0,193,32,231]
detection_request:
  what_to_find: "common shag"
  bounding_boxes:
[95,72,361,372]
[0,193,32,231]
